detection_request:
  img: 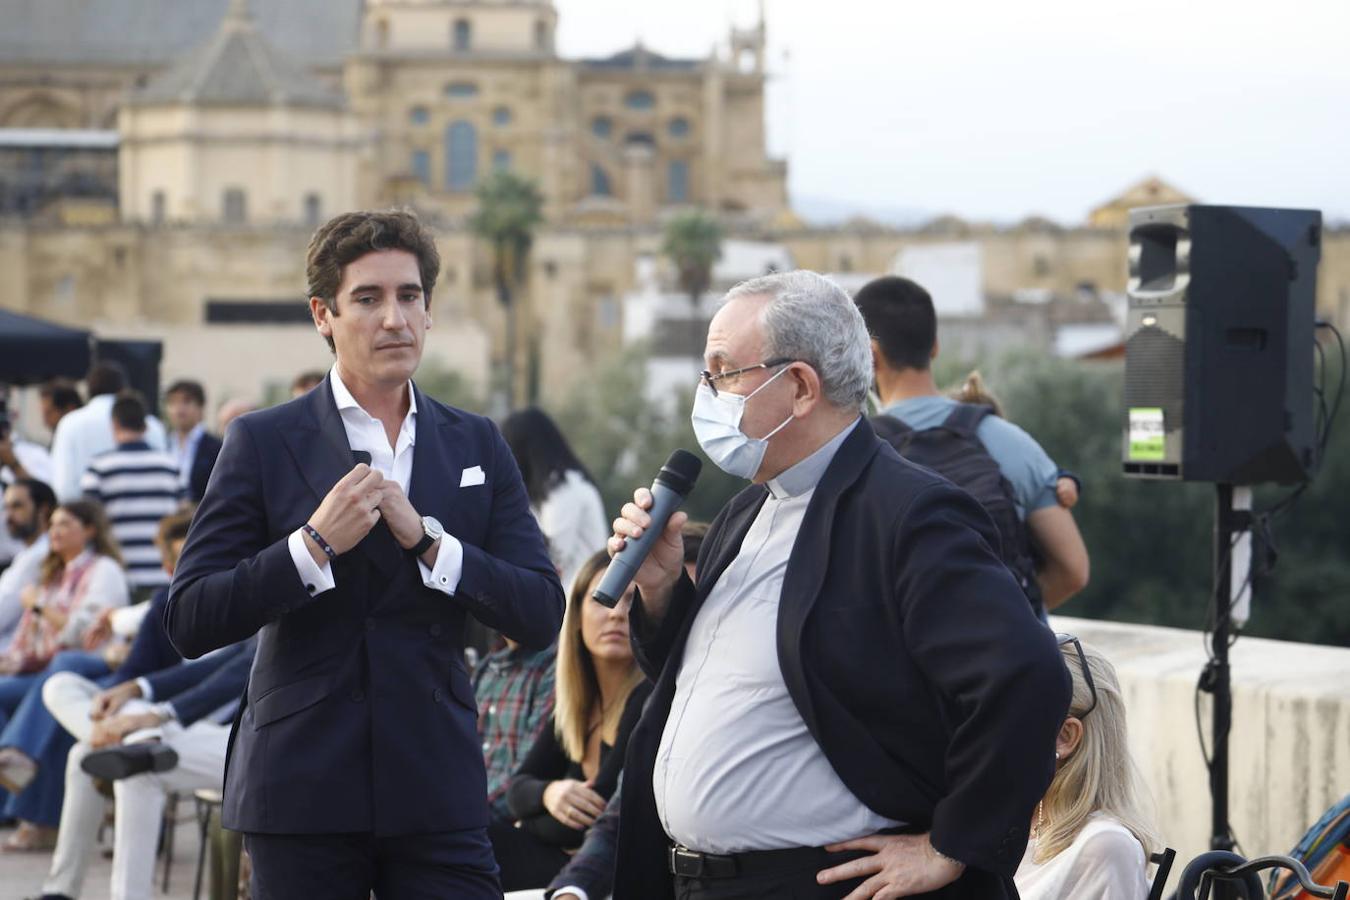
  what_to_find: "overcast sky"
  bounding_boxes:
[555,0,1350,225]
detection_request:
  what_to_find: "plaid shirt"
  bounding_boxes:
[472,642,557,822]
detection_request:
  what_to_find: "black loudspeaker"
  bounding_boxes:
[1122,205,1321,484]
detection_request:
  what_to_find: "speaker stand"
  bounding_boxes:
[1202,483,1252,895]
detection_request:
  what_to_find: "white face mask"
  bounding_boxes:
[691,365,795,479]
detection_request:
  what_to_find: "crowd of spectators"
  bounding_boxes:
[0,269,1159,900]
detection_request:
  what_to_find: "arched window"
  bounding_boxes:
[304,193,322,226]
[668,117,690,138]
[453,18,472,51]
[535,20,549,51]
[410,150,431,185]
[624,90,655,111]
[150,190,166,225]
[492,106,512,126]
[445,120,478,191]
[591,116,612,139]
[667,160,689,203]
[590,164,612,197]
[409,106,430,125]
[222,188,246,224]
[493,149,511,172]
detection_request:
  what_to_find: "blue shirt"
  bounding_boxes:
[880,395,1059,518]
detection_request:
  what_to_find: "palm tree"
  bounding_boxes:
[469,171,544,409]
[662,209,724,308]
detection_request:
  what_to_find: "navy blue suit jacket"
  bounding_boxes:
[614,419,1070,900]
[165,378,564,836]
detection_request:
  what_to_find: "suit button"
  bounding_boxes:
[430,623,443,637]
[366,619,376,631]
[433,689,444,703]
[350,690,365,703]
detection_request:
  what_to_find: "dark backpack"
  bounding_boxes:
[872,404,1044,617]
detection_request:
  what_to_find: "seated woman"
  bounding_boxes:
[490,550,650,892]
[0,500,128,851]
[1015,635,1160,900]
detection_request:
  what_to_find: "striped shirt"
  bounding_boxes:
[80,441,183,589]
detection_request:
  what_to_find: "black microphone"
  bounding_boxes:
[592,449,702,608]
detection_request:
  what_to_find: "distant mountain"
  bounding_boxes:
[791,193,934,228]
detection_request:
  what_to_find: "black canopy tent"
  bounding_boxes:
[0,309,92,385]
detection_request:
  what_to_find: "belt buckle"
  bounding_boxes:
[670,845,705,877]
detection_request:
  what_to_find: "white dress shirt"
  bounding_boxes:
[286,367,464,600]
[50,394,168,501]
[535,469,610,594]
[167,423,205,489]
[653,418,901,853]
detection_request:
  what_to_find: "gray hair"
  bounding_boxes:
[723,270,873,410]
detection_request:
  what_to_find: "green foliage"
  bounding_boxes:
[415,358,485,413]
[662,210,724,303]
[468,171,545,267]
[960,347,1350,647]
[528,337,1350,648]
[543,345,745,527]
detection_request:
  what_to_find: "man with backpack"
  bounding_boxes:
[854,276,1089,617]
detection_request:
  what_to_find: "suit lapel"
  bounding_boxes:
[281,378,357,509]
[698,488,767,603]
[279,376,400,579]
[407,382,457,525]
[775,419,882,736]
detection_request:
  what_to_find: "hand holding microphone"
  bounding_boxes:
[600,450,701,622]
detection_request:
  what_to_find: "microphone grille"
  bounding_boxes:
[657,449,702,495]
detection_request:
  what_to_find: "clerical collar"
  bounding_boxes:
[765,417,860,500]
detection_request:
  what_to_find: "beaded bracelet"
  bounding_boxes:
[302,524,337,561]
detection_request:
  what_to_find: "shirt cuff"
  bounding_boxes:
[288,528,336,597]
[418,535,464,596]
[550,888,589,900]
[136,677,155,702]
[151,701,178,723]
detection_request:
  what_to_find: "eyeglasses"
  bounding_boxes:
[1056,633,1097,720]
[698,357,794,397]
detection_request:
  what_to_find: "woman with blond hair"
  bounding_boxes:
[491,549,651,891]
[1015,635,1160,899]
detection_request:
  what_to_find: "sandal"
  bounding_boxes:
[0,822,57,853]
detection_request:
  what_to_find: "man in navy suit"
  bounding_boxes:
[166,209,565,899]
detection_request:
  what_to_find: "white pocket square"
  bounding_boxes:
[459,465,486,487]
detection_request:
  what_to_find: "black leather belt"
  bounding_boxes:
[668,843,859,880]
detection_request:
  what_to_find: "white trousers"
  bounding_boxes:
[40,671,229,900]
